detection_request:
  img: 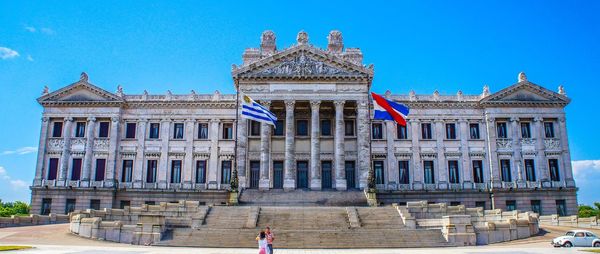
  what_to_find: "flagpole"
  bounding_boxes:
[367,91,375,192]
[231,80,240,195]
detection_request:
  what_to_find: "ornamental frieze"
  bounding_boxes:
[252,52,359,78]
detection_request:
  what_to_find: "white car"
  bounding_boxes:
[552,230,600,247]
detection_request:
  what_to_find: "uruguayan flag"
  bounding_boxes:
[241,94,277,126]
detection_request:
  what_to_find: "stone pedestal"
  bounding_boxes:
[283,179,295,190]
[259,179,270,190]
[336,179,347,191]
[310,179,322,190]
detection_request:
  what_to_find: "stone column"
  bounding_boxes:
[34,117,50,184]
[283,100,296,190]
[458,119,471,189]
[356,100,371,189]
[236,102,248,188]
[334,100,347,190]
[511,117,525,187]
[410,119,422,190]
[309,100,321,190]
[81,117,97,185]
[385,121,397,190]
[158,119,171,189]
[534,117,549,186]
[183,119,195,188]
[485,114,501,189]
[558,116,575,187]
[105,117,120,186]
[259,101,272,190]
[58,117,74,185]
[207,119,220,189]
[133,119,147,188]
[434,119,447,189]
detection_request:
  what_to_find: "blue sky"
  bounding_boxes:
[0,1,599,205]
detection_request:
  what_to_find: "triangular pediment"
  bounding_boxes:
[232,45,373,81]
[38,79,124,106]
[480,81,570,107]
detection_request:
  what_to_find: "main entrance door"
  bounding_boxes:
[321,161,332,189]
[297,161,308,189]
[250,161,260,189]
[273,161,283,189]
[345,161,356,189]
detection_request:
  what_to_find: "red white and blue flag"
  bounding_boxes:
[372,92,410,126]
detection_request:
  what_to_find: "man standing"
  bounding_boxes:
[265,226,274,254]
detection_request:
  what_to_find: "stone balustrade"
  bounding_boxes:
[539,214,599,229]
[0,213,70,228]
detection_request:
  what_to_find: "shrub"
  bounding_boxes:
[0,200,31,217]
[578,204,600,218]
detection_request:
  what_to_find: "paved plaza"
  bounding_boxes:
[1,224,599,253]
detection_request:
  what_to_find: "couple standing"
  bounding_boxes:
[256,226,275,254]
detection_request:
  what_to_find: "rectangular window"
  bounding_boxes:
[71,158,82,181]
[544,122,555,138]
[524,159,536,181]
[65,199,76,214]
[146,160,157,183]
[531,200,542,215]
[90,199,100,210]
[496,122,508,138]
[345,120,355,136]
[296,120,308,136]
[345,161,356,189]
[450,201,461,206]
[122,160,133,182]
[145,201,156,205]
[47,158,59,180]
[372,123,383,139]
[556,200,567,216]
[221,161,232,184]
[506,200,516,211]
[98,122,110,138]
[273,161,284,189]
[469,123,480,139]
[250,120,261,136]
[321,119,332,136]
[196,160,207,184]
[448,160,460,184]
[41,198,52,215]
[521,122,531,138]
[75,122,86,137]
[423,161,435,184]
[397,125,407,139]
[173,123,184,139]
[149,123,160,139]
[274,120,284,136]
[421,123,432,139]
[52,122,63,137]
[475,201,486,209]
[446,123,457,139]
[119,200,130,209]
[94,159,106,181]
[222,123,233,139]
[171,160,182,183]
[500,159,512,182]
[321,161,333,189]
[398,160,409,184]
[373,161,384,184]
[549,159,560,181]
[198,123,209,139]
[472,160,484,183]
[125,122,136,139]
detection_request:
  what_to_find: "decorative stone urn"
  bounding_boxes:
[228,191,239,206]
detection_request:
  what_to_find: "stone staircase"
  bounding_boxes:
[239,189,368,206]
[156,205,453,248]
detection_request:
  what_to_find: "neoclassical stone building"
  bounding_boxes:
[30,30,577,215]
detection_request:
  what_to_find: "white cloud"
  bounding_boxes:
[40,28,55,35]
[0,47,20,60]
[0,166,28,189]
[572,160,600,178]
[24,26,36,33]
[1,146,38,155]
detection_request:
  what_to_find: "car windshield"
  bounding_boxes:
[565,231,574,236]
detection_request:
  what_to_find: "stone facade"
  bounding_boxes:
[31,30,577,215]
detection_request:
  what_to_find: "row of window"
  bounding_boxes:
[120,159,232,185]
[372,121,557,140]
[51,121,112,138]
[505,199,567,216]
[250,119,356,137]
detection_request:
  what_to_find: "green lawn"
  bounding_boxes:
[0,246,33,251]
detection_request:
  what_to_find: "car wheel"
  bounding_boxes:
[563,241,573,248]
[594,242,600,247]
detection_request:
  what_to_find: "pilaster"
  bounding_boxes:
[334,100,347,190]
[158,119,171,189]
[356,100,371,189]
[236,101,248,188]
[133,119,147,188]
[259,101,272,190]
[310,100,321,190]
[485,114,501,189]
[58,117,74,186]
[81,117,97,185]
[34,117,50,184]
[434,119,447,189]
[534,117,550,187]
[511,117,525,188]
[385,121,397,190]
[283,100,296,190]
[410,119,422,190]
[183,119,195,189]
[558,116,575,187]
[458,119,472,189]
[105,117,120,187]
[208,119,220,189]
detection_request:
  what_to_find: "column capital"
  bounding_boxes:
[161,118,171,123]
[558,116,566,123]
[510,117,519,122]
[111,117,120,123]
[334,100,346,108]
[357,100,368,108]
[260,100,271,108]
[486,116,495,123]
[42,117,50,122]
[533,116,544,122]
[138,118,149,123]
[209,119,221,124]
[185,118,195,123]
[309,100,321,109]
[457,118,469,124]
[87,117,96,122]
[284,100,295,109]
[433,119,445,124]
[64,117,74,122]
